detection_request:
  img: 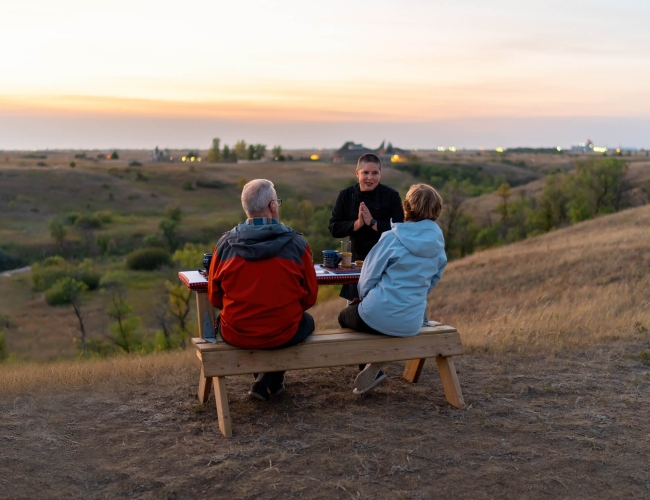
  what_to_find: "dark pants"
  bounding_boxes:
[338,303,383,370]
[221,312,315,389]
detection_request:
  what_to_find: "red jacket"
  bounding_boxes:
[208,222,318,349]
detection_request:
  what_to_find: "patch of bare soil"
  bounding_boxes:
[1,341,649,499]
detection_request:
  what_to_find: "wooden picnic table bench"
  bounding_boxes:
[179,268,465,438]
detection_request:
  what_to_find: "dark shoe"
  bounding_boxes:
[248,382,270,401]
[268,375,286,397]
[353,365,387,395]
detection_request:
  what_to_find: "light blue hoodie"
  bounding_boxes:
[357,219,447,336]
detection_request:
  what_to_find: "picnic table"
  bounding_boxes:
[178,265,465,438]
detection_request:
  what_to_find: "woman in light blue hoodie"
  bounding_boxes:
[338,183,447,394]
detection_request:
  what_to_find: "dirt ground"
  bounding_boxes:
[1,341,649,500]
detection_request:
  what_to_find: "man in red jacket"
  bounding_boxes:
[208,179,318,401]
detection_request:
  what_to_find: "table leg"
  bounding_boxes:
[214,376,232,438]
[402,358,426,383]
[198,365,213,404]
[195,291,215,339]
[435,356,466,409]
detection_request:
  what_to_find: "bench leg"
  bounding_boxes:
[435,356,466,409]
[402,358,426,383]
[198,365,213,404]
[213,376,232,438]
[195,292,215,338]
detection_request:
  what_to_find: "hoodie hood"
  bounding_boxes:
[391,220,444,258]
[227,223,295,261]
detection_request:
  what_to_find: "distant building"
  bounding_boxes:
[331,140,410,164]
[151,146,172,162]
[571,138,595,152]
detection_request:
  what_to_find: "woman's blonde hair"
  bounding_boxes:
[403,184,443,222]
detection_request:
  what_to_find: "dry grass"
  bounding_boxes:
[311,204,650,352]
[0,349,196,394]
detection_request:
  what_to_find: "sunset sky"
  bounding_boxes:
[1,0,649,149]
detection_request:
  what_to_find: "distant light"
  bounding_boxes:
[616,148,621,153]
[556,146,562,152]
[190,157,195,162]
[182,156,186,162]
[197,157,202,162]
[449,146,457,152]
[310,154,319,160]
[170,156,173,160]
[391,154,405,163]
[496,147,504,153]
[593,146,608,153]
[437,146,446,152]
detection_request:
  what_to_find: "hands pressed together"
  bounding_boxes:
[353,202,377,232]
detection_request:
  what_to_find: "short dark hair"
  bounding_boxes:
[357,153,381,171]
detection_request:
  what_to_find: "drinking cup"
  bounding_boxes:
[203,253,213,271]
[322,250,341,268]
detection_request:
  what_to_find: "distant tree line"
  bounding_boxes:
[439,157,631,259]
[207,138,267,162]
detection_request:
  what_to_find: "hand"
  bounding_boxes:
[360,204,373,226]
[353,203,365,231]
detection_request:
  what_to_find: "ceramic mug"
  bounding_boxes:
[322,250,342,268]
[203,253,213,271]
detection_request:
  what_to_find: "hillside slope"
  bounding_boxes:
[312,204,650,350]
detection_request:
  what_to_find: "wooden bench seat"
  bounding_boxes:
[192,322,465,437]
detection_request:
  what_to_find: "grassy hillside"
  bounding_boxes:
[311,203,650,350]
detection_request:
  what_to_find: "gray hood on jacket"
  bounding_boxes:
[226,223,295,261]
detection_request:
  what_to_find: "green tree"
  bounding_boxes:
[165,281,192,347]
[172,243,209,269]
[106,288,142,353]
[207,138,222,162]
[495,183,512,222]
[247,144,256,160]
[165,204,183,222]
[439,180,467,253]
[254,144,266,159]
[234,140,247,160]
[95,234,113,256]
[48,219,67,248]
[110,150,119,160]
[272,145,282,159]
[45,278,89,353]
[0,332,7,362]
[159,219,179,251]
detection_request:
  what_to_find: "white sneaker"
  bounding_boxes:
[353,364,387,394]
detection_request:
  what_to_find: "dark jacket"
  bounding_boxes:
[328,183,405,260]
[208,222,318,349]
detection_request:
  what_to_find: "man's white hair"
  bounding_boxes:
[241,179,276,215]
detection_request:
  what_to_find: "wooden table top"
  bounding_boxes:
[179,264,361,292]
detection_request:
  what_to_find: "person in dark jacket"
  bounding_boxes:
[328,153,404,301]
[208,179,318,401]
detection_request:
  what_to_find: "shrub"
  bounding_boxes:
[196,179,227,189]
[135,171,147,181]
[0,332,7,362]
[143,234,166,248]
[173,243,209,269]
[126,248,171,271]
[182,180,193,191]
[32,257,101,292]
[37,161,47,167]
[64,212,80,225]
[165,205,183,222]
[69,161,76,168]
[45,277,88,306]
[93,210,114,223]
[129,160,142,167]
[75,214,102,230]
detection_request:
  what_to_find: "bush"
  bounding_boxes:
[69,161,76,168]
[143,234,166,248]
[75,214,102,230]
[32,257,101,292]
[0,332,7,362]
[64,212,80,225]
[126,248,171,271]
[44,277,88,306]
[196,179,227,189]
[173,243,210,269]
[93,210,114,224]
[182,180,193,191]
[129,160,142,167]
[165,205,183,222]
